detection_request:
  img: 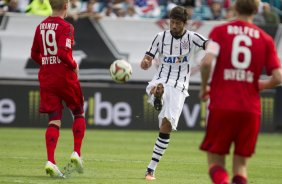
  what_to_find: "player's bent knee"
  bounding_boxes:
[160,119,172,133]
[48,110,62,121]
[72,108,85,119]
[49,120,61,127]
[48,110,62,127]
[74,113,85,119]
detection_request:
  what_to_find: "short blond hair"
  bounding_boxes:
[235,0,260,15]
[49,0,68,10]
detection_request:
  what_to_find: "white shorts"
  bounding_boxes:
[146,83,186,131]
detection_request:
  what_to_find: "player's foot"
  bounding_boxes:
[153,83,164,111]
[45,161,64,178]
[145,169,156,180]
[70,151,84,174]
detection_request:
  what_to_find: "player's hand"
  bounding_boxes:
[199,85,210,101]
[141,58,152,70]
[73,63,79,75]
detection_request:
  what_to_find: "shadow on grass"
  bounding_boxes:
[0,174,63,180]
[0,174,145,180]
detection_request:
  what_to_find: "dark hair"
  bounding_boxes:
[235,0,259,15]
[169,6,188,23]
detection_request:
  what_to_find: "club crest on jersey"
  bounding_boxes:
[181,40,189,50]
[163,56,188,63]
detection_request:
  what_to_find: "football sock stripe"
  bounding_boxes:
[157,138,169,144]
[153,151,163,156]
[148,133,170,171]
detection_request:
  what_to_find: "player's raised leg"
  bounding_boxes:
[151,83,164,111]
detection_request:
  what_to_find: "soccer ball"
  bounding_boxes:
[109,59,132,83]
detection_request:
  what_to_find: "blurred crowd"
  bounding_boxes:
[0,0,281,25]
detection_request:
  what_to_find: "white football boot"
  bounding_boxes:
[45,161,64,178]
[70,151,84,174]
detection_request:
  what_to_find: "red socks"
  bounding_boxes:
[72,117,86,156]
[209,165,229,184]
[209,165,247,184]
[232,175,247,184]
[45,124,60,164]
[45,115,85,164]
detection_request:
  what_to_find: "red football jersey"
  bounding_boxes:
[31,16,77,87]
[208,20,281,114]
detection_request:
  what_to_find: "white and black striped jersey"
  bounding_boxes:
[146,30,207,96]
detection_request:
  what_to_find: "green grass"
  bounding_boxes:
[0,128,281,184]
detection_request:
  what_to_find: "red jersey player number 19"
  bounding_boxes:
[30,0,86,178]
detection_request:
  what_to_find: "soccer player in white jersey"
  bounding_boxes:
[140,6,208,180]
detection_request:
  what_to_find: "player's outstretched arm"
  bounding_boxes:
[140,55,153,70]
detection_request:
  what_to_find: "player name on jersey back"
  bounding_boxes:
[40,23,59,30]
[227,25,260,39]
[42,56,61,65]
[224,69,254,83]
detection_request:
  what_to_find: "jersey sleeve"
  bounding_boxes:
[206,27,221,56]
[209,27,220,43]
[191,32,208,50]
[30,27,42,66]
[145,33,160,58]
[207,27,223,57]
[209,27,222,48]
[265,35,281,75]
[57,24,77,70]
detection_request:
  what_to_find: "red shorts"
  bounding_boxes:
[200,109,260,157]
[39,81,84,115]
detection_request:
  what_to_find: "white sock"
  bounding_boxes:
[147,133,170,171]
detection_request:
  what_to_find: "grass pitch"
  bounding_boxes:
[0,128,281,184]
